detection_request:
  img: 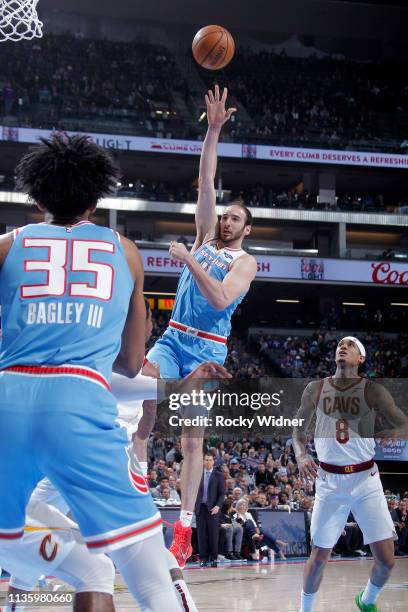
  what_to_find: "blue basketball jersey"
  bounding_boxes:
[0,221,134,382]
[171,239,247,337]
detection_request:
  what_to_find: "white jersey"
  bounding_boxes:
[314,376,376,465]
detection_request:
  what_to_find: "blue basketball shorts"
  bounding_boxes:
[146,327,228,379]
[0,368,161,554]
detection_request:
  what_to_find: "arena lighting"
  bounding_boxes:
[394,253,408,259]
[342,302,366,306]
[198,111,206,122]
[390,302,408,307]
[276,299,300,304]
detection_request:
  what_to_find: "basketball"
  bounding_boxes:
[192,25,235,70]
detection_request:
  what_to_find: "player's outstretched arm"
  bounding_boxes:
[293,382,319,481]
[113,237,146,378]
[192,85,236,253]
[169,242,257,310]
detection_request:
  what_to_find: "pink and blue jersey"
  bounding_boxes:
[171,239,246,338]
[0,221,133,382]
[0,221,162,550]
[147,239,249,378]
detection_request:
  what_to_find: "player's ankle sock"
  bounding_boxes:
[300,590,316,612]
[174,579,199,612]
[139,461,148,477]
[361,579,382,605]
[180,510,193,527]
[165,548,198,612]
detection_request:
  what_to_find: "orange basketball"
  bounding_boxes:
[192,25,235,70]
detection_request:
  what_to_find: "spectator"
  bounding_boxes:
[233,499,286,561]
[218,499,243,560]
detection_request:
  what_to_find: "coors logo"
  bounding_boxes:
[301,258,325,281]
[371,263,408,285]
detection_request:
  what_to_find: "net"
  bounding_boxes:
[0,0,43,42]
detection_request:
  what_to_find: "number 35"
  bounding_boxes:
[21,238,114,301]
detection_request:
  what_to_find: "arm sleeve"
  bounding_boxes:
[111,372,160,402]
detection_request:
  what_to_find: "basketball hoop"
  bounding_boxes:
[0,0,43,42]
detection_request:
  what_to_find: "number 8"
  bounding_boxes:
[336,418,349,444]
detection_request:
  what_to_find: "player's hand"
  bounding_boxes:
[375,428,404,448]
[190,362,232,380]
[297,454,318,482]
[205,85,237,128]
[142,359,160,379]
[169,241,191,264]
[211,505,220,515]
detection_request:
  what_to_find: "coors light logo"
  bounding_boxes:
[301,258,325,281]
[371,263,408,285]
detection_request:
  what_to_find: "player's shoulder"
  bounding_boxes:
[230,251,257,272]
[304,378,325,402]
[117,233,139,252]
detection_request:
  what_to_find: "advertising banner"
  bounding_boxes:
[1,125,407,170]
[140,249,408,286]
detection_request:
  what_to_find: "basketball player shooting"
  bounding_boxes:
[144,84,258,567]
[293,336,408,612]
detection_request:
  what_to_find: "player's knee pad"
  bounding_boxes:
[74,554,115,595]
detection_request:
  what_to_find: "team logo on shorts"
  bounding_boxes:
[126,446,149,495]
[39,534,58,562]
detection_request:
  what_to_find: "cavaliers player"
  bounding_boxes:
[0,134,183,611]
[144,85,257,567]
[293,336,408,612]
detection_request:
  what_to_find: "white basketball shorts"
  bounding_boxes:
[310,464,396,549]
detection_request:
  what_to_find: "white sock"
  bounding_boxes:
[300,590,317,612]
[362,579,383,605]
[139,462,148,477]
[174,580,198,612]
[165,548,198,612]
[180,510,193,527]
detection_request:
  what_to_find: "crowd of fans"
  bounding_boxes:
[147,311,408,380]
[220,49,407,151]
[254,330,408,379]
[0,33,186,138]
[1,33,407,152]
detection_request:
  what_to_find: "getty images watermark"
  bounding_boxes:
[167,389,305,428]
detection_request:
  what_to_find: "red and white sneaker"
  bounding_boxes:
[169,520,193,569]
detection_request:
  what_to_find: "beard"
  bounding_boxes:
[220,226,245,243]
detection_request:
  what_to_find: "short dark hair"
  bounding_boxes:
[15,134,120,216]
[228,199,253,226]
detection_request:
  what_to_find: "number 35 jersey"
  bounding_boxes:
[0,222,134,382]
[314,376,376,465]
